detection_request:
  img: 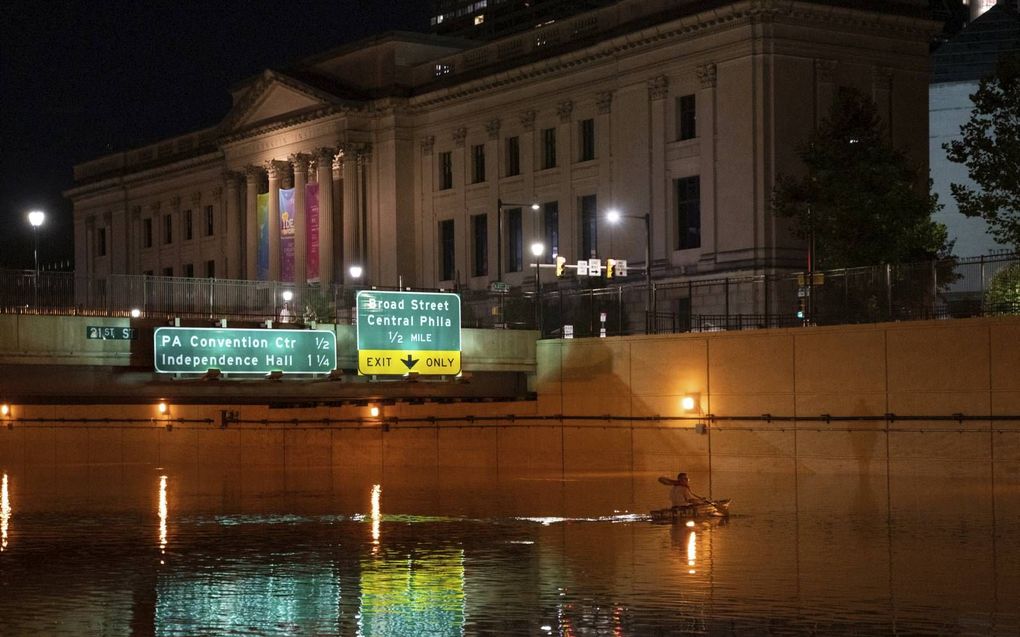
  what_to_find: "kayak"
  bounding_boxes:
[650,499,731,522]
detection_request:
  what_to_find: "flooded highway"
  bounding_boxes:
[0,465,1015,635]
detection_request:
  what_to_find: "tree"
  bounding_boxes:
[772,88,949,270]
[985,262,1020,314]
[945,52,1020,250]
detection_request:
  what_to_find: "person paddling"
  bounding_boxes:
[661,473,708,508]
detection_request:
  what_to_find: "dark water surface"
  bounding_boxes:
[0,468,1016,636]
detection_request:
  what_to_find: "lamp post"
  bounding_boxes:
[27,210,45,308]
[607,209,653,331]
[531,241,544,334]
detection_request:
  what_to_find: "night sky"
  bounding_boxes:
[0,1,433,270]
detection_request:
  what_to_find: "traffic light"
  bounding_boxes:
[605,258,616,278]
[796,298,805,320]
[555,255,566,277]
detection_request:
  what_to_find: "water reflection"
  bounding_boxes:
[158,475,167,560]
[370,483,381,548]
[0,470,1014,636]
[686,529,696,574]
[1,472,9,551]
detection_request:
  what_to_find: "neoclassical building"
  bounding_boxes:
[67,0,937,306]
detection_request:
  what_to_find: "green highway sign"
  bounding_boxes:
[356,290,461,376]
[153,327,336,374]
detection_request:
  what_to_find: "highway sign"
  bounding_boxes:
[153,327,336,374]
[356,290,461,376]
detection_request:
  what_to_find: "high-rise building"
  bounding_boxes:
[431,0,620,40]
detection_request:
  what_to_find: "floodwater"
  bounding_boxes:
[0,467,1016,636]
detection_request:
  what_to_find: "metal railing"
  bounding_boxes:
[1,253,1016,335]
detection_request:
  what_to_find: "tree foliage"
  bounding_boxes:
[946,52,1020,250]
[772,88,949,269]
[985,262,1020,314]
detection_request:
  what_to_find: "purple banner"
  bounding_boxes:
[306,183,320,283]
[279,188,295,283]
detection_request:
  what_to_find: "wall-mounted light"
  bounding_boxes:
[369,406,380,418]
[157,401,168,416]
[281,290,294,303]
[0,403,10,418]
[681,393,700,413]
[130,308,141,318]
[349,265,363,280]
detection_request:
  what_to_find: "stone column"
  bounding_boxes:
[169,195,182,275]
[316,147,335,287]
[266,160,285,282]
[697,63,718,268]
[244,166,260,280]
[647,76,668,268]
[224,171,242,279]
[341,148,359,279]
[291,154,309,286]
[130,206,141,273]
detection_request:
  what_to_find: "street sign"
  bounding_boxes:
[153,327,336,374]
[576,260,589,276]
[588,258,602,276]
[356,290,461,376]
[489,281,510,294]
[616,259,628,277]
[87,326,137,340]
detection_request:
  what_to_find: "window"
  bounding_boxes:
[471,214,488,277]
[204,205,214,236]
[471,144,486,184]
[206,259,216,278]
[183,263,194,278]
[439,219,455,281]
[163,214,173,244]
[542,202,559,262]
[541,128,556,169]
[580,195,598,258]
[162,266,174,277]
[676,94,696,141]
[143,218,153,248]
[143,270,154,277]
[579,119,595,162]
[439,151,453,190]
[506,207,523,273]
[184,209,193,241]
[675,176,701,250]
[97,227,107,257]
[505,136,520,177]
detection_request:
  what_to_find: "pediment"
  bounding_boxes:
[221,70,342,133]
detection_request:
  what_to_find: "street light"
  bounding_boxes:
[530,242,544,334]
[496,199,540,283]
[607,208,654,330]
[27,210,45,308]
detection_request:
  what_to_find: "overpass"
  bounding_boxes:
[0,315,538,405]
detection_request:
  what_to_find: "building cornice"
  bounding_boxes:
[406,0,938,111]
[65,151,224,201]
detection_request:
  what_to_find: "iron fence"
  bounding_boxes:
[1,252,1016,335]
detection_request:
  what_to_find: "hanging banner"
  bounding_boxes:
[306,182,320,284]
[256,193,269,281]
[279,188,296,283]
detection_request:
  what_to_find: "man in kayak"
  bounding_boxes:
[666,473,708,507]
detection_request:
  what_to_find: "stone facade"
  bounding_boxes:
[67,0,937,310]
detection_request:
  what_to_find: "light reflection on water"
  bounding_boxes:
[0,469,1016,636]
